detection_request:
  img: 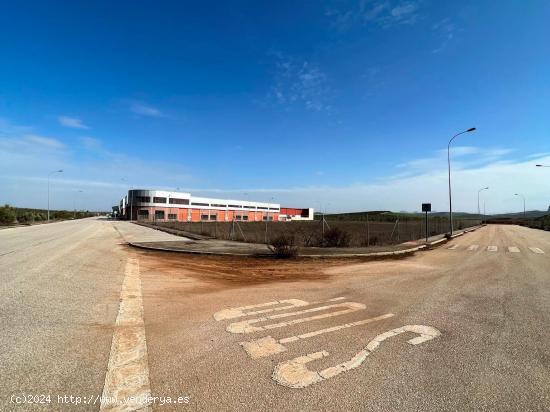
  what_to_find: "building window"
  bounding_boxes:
[138,210,149,216]
[201,214,210,221]
[154,210,165,220]
[228,204,241,208]
[210,214,217,221]
[211,203,226,208]
[257,207,268,210]
[168,214,177,220]
[192,202,209,207]
[169,198,189,205]
[234,215,242,221]
[153,197,167,203]
[246,206,256,209]
[269,207,279,211]
[242,215,249,221]
[136,196,151,202]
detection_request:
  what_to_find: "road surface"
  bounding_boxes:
[1,218,549,411]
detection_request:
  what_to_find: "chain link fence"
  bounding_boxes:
[150,216,482,247]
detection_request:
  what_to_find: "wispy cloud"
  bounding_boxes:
[269,53,331,112]
[58,116,89,129]
[79,136,101,149]
[23,134,66,149]
[178,153,550,214]
[129,102,164,117]
[326,1,420,30]
[394,146,515,176]
[431,18,457,53]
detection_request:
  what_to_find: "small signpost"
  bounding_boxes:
[422,203,431,243]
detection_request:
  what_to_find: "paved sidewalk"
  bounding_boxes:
[111,220,192,243]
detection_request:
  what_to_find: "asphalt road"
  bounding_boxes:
[1,219,549,411]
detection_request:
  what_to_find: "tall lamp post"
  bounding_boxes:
[47,169,63,222]
[536,164,550,167]
[477,187,489,223]
[448,127,476,235]
[73,189,83,219]
[514,193,526,219]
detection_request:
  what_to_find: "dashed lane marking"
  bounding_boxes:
[213,297,345,321]
[487,246,498,252]
[240,313,395,358]
[508,246,520,253]
[447,244,458,250]
[467,245,479,251]
[272,325,441,389]
[529,247,545,254]
[226,301,366,334]
[100,257,151,411]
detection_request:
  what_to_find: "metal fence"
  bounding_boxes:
[150,216,482,247]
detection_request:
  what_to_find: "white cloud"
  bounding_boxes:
[58,116,89,129]
[130,102,164,117]
[183,153,550,214]
[269,54,330,112]
[24,134,66,149]
[79,136,101,149]
[327,1,420,29]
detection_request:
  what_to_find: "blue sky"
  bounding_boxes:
[1,0,549,213]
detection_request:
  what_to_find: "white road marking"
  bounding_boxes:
[529,247,545,254]
[272,325,441,389]
[213,297,345,321]
[467,245,479,251]
[508,246,520,253]
[240,313,395,358]
[487,246,498,252]
[100,258,151,411]
[226,301,366,334]
[447,244,458,250]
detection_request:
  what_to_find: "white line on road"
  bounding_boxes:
[487,246,498,252]
[529,247,545,254]
[226,301,366,334]
[447,245,458,250]
[100,257,151,411]
[272,325,441,389]
[240,313,395,358]
[508,246,520,253]
[467,245,479,251]
[213,297,345,321]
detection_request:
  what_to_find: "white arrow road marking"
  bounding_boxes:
[447,244,458,250]
[272,325,441,389]
[240,313,395,358]
[487,246,498,252]
[101,258,151,411]
[508,246,520,253]
[467,245,479,251]
[226,302,366,334]
[529,247,544,254]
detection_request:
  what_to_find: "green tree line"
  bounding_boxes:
[0,204,96,225]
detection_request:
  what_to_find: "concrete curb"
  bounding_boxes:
[127,224,485,259]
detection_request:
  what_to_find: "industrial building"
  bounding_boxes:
[118,189,314,222]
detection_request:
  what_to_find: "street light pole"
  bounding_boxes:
[47,169,63,222]
[477,187,489,222]
[448,127,476,235]
[514,193,526,219]
[73,189,83,219]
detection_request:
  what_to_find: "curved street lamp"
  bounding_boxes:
[514,193,526,219]
[47,169,64,222]
[448,127,476,235]
[536,164,550,167]
[477,186,489,220]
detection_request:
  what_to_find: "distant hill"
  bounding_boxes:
[319,210,547,221]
